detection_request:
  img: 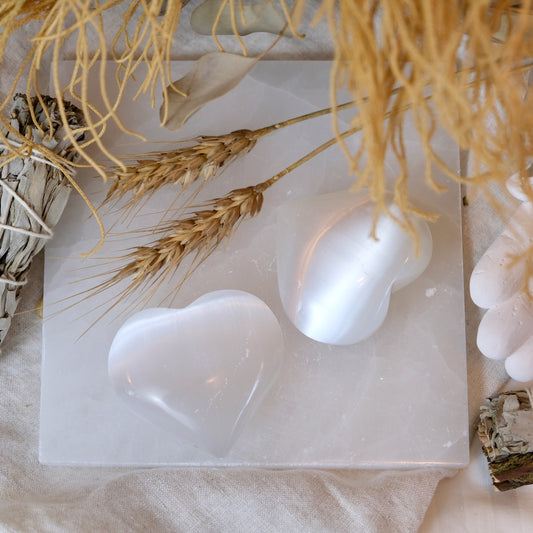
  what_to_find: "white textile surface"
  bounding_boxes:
[0,3,527,532]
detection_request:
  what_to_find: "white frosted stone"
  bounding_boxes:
[276,190,432,345]
[108,291,284,457]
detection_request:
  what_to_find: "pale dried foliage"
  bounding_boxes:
[105,129,262,207]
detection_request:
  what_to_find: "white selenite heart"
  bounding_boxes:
[108,290,284,457]
[276,190,433,345]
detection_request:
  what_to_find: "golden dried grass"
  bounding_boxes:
[3,2,533,212]
[317,0,533,214]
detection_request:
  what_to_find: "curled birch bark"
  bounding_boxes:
[0,94,85,345]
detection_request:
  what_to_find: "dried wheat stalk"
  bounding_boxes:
[103,100,359,209]
[94,185,264,303]
[0,94,84,345]
[104,129,262,208]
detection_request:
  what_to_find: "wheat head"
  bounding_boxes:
[104,129,261,207]
[96,185,264,301]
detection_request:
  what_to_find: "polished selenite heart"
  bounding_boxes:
[108,290,284,456]
[276,190,433,345]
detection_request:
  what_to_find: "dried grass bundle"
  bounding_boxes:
[3,1,532,212]
[317,0,533,215]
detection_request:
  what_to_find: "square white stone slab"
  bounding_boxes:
[40,61,468,467]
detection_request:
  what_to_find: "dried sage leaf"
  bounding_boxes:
[0,95,85,346]
[160,52,258,131]
[190,0,286,36]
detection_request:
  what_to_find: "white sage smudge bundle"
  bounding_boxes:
[0,94,85,345]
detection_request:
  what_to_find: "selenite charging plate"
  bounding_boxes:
[39,61,468,467]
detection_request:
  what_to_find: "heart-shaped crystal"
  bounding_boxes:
[108,290,284,456]
[276,190,432,345]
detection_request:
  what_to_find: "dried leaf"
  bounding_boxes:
[0,95,85,344]
[160,52,258,131]
[190,0,286,36]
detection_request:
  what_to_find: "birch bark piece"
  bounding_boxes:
[0,94,85,346]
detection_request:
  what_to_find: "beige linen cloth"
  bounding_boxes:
[0,4,512,532]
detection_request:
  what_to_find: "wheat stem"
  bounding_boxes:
[254,88,406,137]
[104,94,385,205]
[258,98,423,192]
[258,126,359,191]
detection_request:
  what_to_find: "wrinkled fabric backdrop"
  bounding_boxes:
[0,3,512,532]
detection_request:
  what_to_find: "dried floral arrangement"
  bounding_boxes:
[1,1,533,322]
